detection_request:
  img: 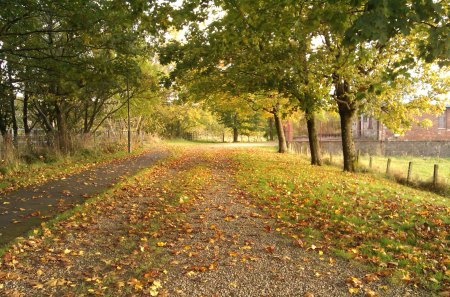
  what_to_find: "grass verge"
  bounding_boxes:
[233,148,449,292]
[0,144,147,195]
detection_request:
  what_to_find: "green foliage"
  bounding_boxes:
[0,0,173,149]
[344,0,450,66]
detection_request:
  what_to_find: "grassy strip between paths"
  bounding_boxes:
[0,146,160,258]
[232,148,449,292]
[0,148,212,296]
[0,145,147,195]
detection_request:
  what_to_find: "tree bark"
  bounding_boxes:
[338,102,357,172]
[268,117,274,141]
[334,74,358,172]
[83,101,89,133]
[274,113,287,153]
[233,127,238,143]
[306,111,322,165]
[55,102,70,152]
[23,89,31,136]
[23,88,32,146]
[232,113,239,143]
[7,67,18,145]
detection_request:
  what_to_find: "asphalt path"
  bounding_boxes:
[0,150,169,247]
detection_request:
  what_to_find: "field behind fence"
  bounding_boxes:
[288,142,450,192]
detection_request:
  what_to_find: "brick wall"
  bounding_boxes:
[290,139,450,157]
[386,107,450,141]
[291,108,450,142]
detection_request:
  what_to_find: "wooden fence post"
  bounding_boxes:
[386,158,391,175]
[433,164,439,187]
[329,152,333,163]
[356,149,360,164]
[407,162,413,184]
[369,156,373,169]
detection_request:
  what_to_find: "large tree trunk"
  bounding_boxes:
[306,111,322,165]
[274,113,287,153]
[338,102,357,172]
[268,117,274,141]
[334,75,358,172]
[233,127,238,143]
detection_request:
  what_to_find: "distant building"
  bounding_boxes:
[384,105,450,141]
[285,105,450,142]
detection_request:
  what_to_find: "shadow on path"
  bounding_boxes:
[0,149,169,247]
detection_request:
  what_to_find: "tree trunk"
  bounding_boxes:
[7,68,18,146]
[233,127,238,143]
[274,113,287,153]
[338,103,357,172]
[23,89,32,146]
[23,90,31,135]
[306,111,322,165]
[55,102,70,152]
[83,102,89,133]
[334,74,357,172]
[268,118,274,141]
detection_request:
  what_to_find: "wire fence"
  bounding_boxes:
[288,141,450,190]
[0,130,149,162]
[184,131,267,143]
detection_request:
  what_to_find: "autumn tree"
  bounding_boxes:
[0,0,172,151]
[310,1,448,171]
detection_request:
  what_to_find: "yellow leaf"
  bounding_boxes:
[32,283,43,289]
[349,287,359,294]
[156,242,166,247]
[152,280,162,289]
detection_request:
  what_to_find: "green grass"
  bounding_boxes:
[358,155,450,184]
[232,148,449,292]
[0,144,147,194]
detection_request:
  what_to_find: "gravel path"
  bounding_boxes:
[160,152,427,297]
[0,148,429,296]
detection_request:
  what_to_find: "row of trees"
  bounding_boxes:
[161,0,449,171]
[0,0,172,152]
